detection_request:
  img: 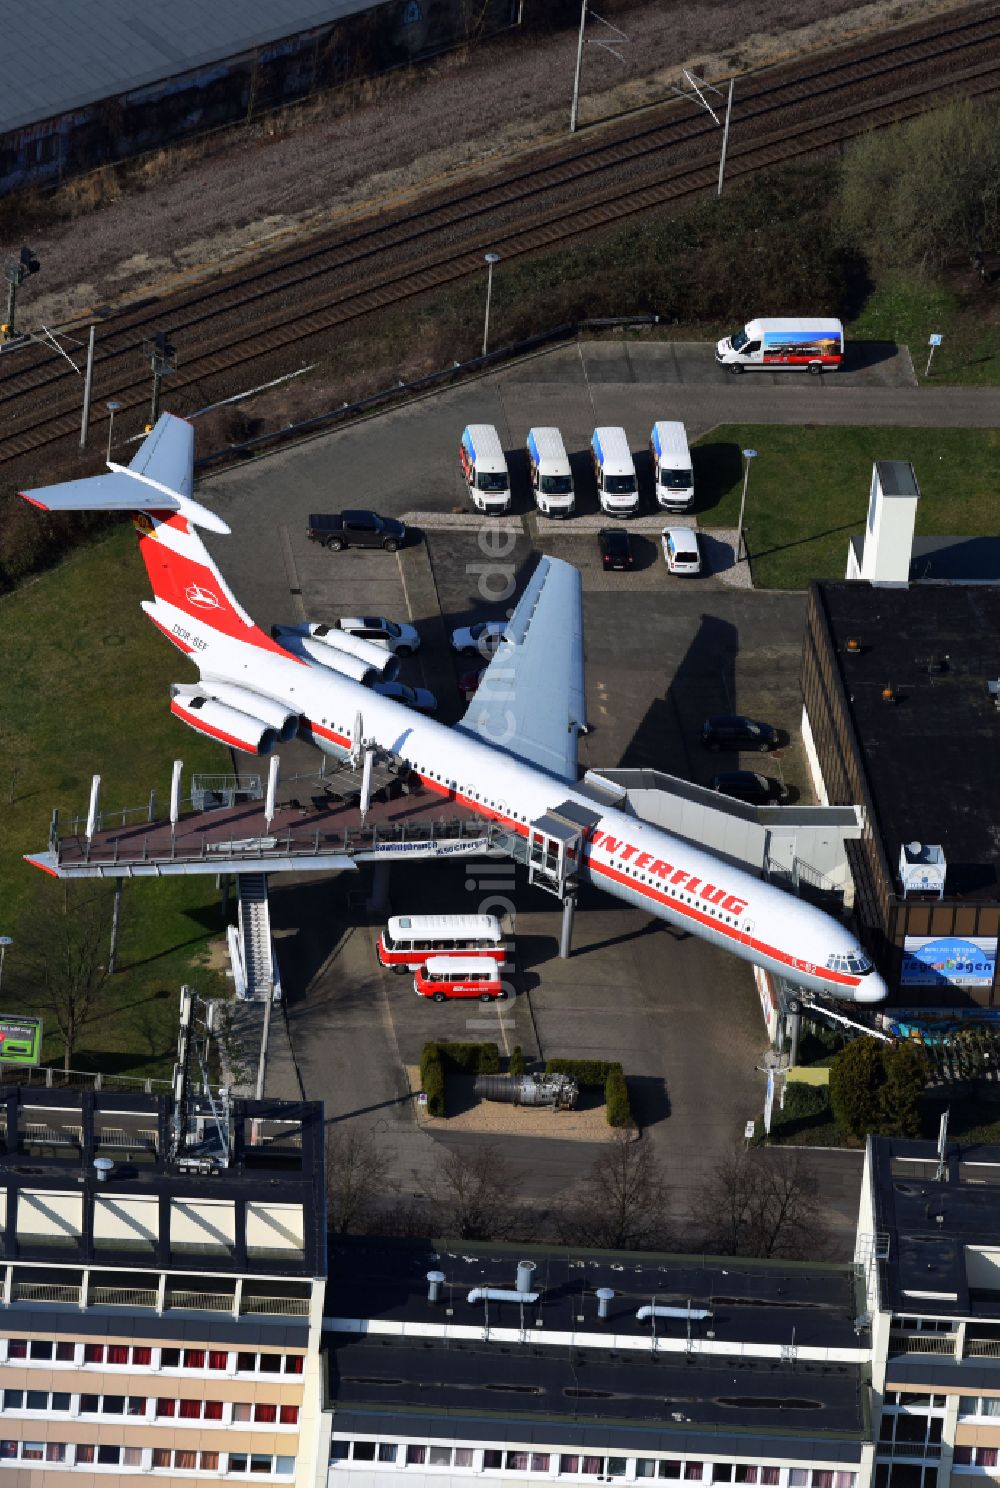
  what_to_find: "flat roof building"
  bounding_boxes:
[0,1086,327,1486]
[801,581,1000,1010]
[324,1237,874,1488]
[858,1135,1000,1488]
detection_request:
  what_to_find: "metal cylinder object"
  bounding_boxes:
[596,1287,615,1319]
[427,1270,445,1303]
[516,1260,536,1295]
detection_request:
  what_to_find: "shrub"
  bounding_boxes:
[437,1041,499,1074]
[419,1043,445,1117]
[546,1058,619,1087]
[604,1068,634,1128]
[508,1045,525,1078]
[829,1037,928,1142]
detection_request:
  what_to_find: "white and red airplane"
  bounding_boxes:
[21,415,886,1004]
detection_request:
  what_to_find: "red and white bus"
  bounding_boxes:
[378,914,507,972]
[414,957,506,1002]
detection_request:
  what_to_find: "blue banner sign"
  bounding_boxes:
[901,935,997,989]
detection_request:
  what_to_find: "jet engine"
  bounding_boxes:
[170,688,279,755]
[196,679,299,740]
[307,623,398,677]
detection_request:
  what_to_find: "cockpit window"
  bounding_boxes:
[827,952,873,975]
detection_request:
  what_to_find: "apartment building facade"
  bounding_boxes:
[0,1087,327,1486]
[858,1134,1000,1488]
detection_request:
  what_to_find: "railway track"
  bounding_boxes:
[1,3,998,470]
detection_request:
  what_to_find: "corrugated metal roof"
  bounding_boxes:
[1,0,385,136]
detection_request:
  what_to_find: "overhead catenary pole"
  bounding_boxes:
[482,252,500,358]
[79,325,96,448]
[717,77,735,197]
[736,447,757,563]
[570,0,588,133]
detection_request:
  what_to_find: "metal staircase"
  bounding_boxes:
[236,874,275,1003]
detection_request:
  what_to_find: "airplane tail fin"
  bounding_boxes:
[21,412,290,661]
[20,414,229,535]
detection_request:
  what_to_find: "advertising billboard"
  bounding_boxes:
[901,936,997,989]
[0,1015,43,1065]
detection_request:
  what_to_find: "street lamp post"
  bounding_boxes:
[0,937,11,996]
[105,401,122,463]
[737,447,758,563]
[482,253,500,358]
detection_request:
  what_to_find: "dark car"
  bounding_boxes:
[307,510,407,552]
[598,527,633,571]
[710,770,789,805]
[701,714,779,753]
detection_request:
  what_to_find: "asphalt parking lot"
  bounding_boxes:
[201,338,874,1239]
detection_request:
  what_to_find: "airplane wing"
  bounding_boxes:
[457,555,586,782]
[20,413,229,534]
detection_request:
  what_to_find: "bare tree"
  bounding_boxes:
[559,1130,670,1251]
[695,1145,826,1260]
[12,883,116,1071]
[325,1125,392,1235]
[431,1143,522,1240]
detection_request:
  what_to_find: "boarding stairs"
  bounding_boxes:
[236,874,276,1003]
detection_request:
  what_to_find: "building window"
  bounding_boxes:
[457,1449,476,1468]
[56,1342,75,1362]
[684,1467,703,1483]
[29,1342,52,1361]
[157,1398,176,1417]
[353,1443,377,1462]
[202,1453,220,1471]
[407,1446,428,1466]
[507,1453,529,1471]
[790,1474,809,1487]
[21,1443,44,1463]
[608,1460,628,1478]
[124,1448,143,1467]
[735,1473,758,1485]
[84,1344,104,1363]
[531,1455,550,1473]
[161,1349,181,1368]
[75,1445,95,1465]
[659,1467,682,1481]
[133,1345,152,1366]
[255,1403,278,1424]
[183,1349,205,1369]
[46,1444,66,1463]
[761,1473,780,1487]
[279,1404,299,1425]
[107,1344,129,1364]
[331,1443,350,1462]
[379,1444,399,1463]
[98,1446,121,1465]
[429,1447,452,1466]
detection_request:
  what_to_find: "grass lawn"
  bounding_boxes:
[693,425,1000,590]
[848,271,1000,388]
[1,523,232,1078]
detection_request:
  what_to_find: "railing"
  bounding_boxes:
[966,1338,1000,1359]
[55,813,504,868]
[0,1065,172,1094]
[889,1333,956,1355]
[167,1290,236,1313]
[241,1295,310,1317]
[89,1286,158,1309]
[10,1281,81,1305]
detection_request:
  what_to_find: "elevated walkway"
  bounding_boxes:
[27,762,507,879]
[586,767,863,907]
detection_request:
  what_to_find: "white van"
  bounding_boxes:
[460,425,511,513]
[591,427,638,516]
[650,421,694,511]
[715,317,844,375]
[527,427,575,517]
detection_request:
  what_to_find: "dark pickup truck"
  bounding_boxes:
[307,510,407,552]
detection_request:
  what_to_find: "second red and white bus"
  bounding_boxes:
[414,957,506,1002]
[377,914,507,972]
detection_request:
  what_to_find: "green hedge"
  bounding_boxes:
[509,1045,525,1078]
[437,1041,500,1074]
[419,1044,446,1117]
[546,1058,619,1087]
[604,1068,633,1128]
[546,1058,634,1127]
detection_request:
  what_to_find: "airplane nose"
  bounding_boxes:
[854,974,889,1005]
